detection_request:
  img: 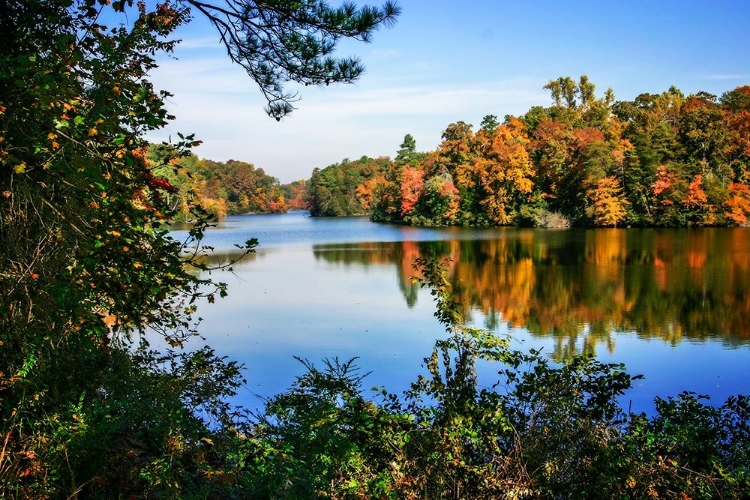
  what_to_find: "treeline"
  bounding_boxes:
[307,155,393,216]
[306,78,750,227]
[148,144,307,220]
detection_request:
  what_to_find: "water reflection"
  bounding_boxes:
[311,228,750,358]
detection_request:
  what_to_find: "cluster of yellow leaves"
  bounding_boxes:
[587,177,629,227]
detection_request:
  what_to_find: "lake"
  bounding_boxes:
[171,211,750,414]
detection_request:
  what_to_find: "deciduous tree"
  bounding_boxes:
[0,0,398,496]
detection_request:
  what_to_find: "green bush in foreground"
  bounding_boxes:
[235,258,750,499]
[1,1,397,498]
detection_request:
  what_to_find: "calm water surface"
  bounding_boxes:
[172,212,750,414]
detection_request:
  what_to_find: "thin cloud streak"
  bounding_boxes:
[700,74,750,81]
[147,0,750,183]
[149,59,550,182]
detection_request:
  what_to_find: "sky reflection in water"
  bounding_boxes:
[173,212,750,414]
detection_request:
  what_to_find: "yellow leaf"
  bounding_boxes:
[101,314,117,328]
[88,127,98,137]
[14,163,26,174]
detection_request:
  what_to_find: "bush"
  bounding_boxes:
[234,258,750,499]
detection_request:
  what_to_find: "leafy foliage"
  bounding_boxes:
[187,0,400,119]
[149,145,295,220]
[307,77,750,228]
[307,155,391,216]
[236,258,750,499]
[0,0,397,497]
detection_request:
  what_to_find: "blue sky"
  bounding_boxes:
[148,1,750,183]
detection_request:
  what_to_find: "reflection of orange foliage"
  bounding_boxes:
[590,229,626,283]
[653,256,668,291]
[400,240,423,282]
[686,249,706,270]
[366,229,750,347]
[730,229,750,271]
[685,232,708,288]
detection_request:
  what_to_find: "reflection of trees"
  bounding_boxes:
[313,228,750,357]
[311,241,423,307]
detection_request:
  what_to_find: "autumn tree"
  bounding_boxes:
[346,79,749,229]
[544,76,578,108]
[721,86,750,182]
[408,171,459,226]
[307,156,390,216]
[0,0,398,496]
[724,182,750,225]
[475,117,535,225]
[392,133,427,218]
[282,179,309,210]
[586,176,629,226]
[399,164,424,216]
[433,121,482,223]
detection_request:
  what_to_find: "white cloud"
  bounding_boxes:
[700,74,750,81]
[369,48,401,59]
[148,54,548,183]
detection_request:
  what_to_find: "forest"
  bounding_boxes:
[2,0,750,498]
[129,78,750,230]
[147,145,307,220]
[306,78,750,228]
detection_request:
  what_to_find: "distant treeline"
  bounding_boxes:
[148,144,307,220]
[306,77,750,227]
